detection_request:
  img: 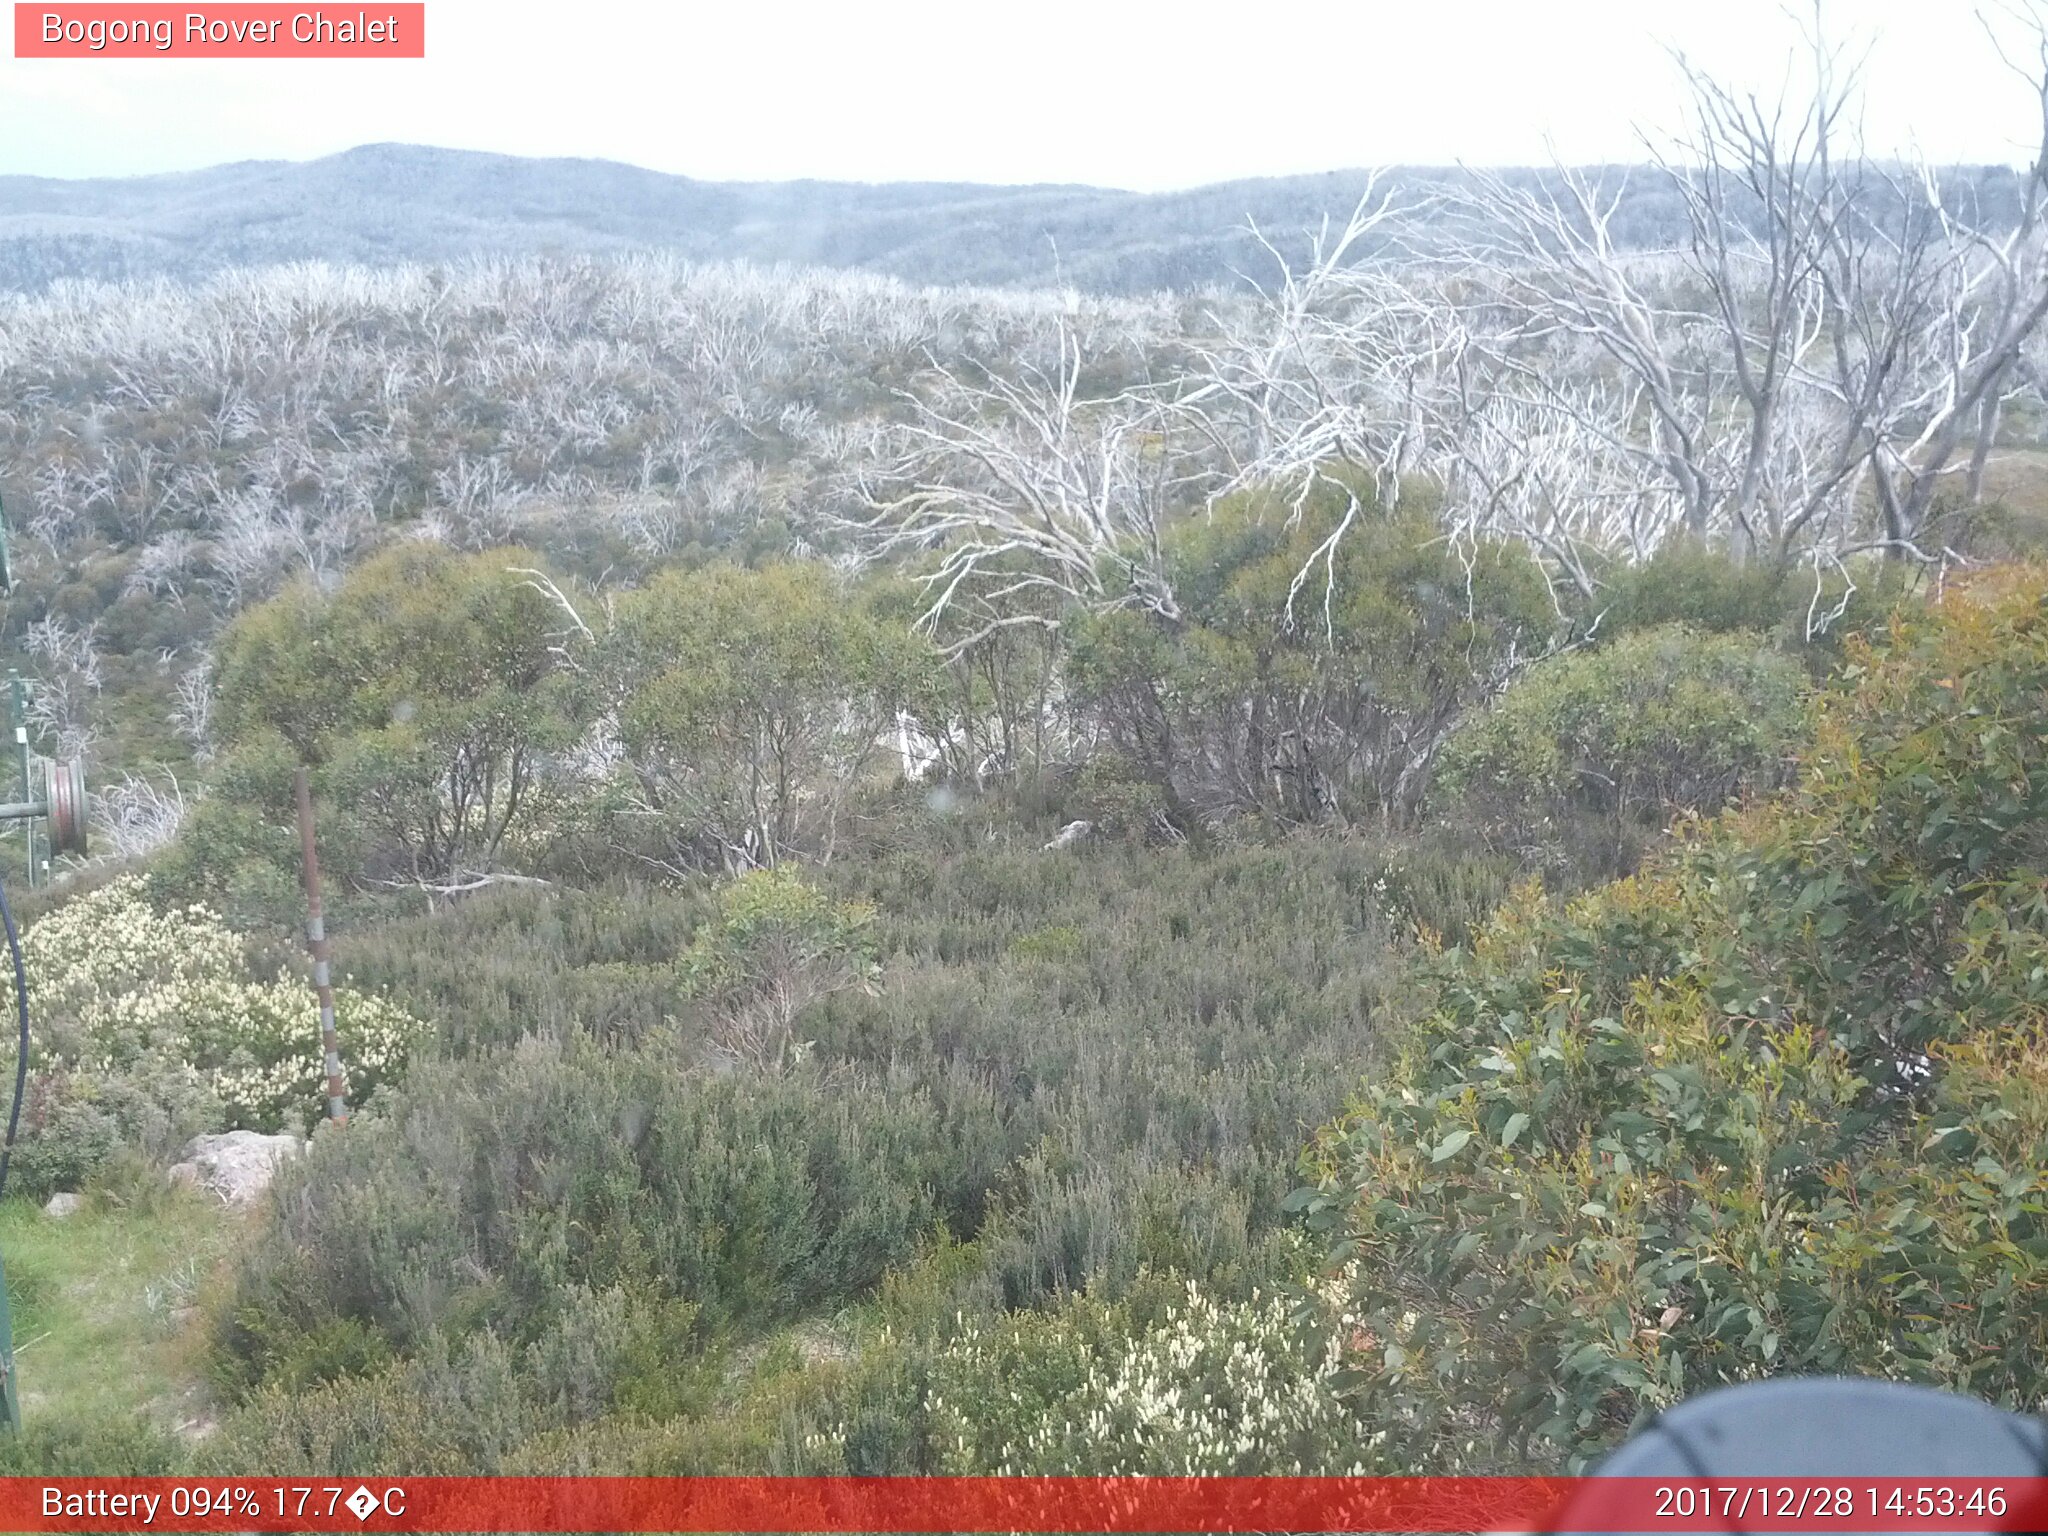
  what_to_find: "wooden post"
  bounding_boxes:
[294,767,348,1125]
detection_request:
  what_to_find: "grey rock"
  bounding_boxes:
[41,1192,82,1218]
[1043,820,1096,851]
[168,1130,301,1207]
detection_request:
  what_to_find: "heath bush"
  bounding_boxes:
[801,1264,1373,1475]
[2,875,418,1134]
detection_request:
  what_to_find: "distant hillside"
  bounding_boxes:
[1,144,2032,295]
[0,145,1338,292]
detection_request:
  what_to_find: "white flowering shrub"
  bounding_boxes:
[3,876,418,1132]
[809,1269,1380,1475]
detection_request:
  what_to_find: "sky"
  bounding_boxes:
[1,0,2042,188]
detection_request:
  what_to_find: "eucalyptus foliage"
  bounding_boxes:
[1297,569,2048,1470]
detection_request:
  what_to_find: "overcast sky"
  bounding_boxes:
[1,0,2041,188]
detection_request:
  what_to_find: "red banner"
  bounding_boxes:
[5,1477,2048,1532]
[13,5,424,58]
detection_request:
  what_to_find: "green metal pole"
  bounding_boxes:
[9,675,30,891]
[0,499,24,1432]
[1,683,19,1427]
[0,1250,18,1433]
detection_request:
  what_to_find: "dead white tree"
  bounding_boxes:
[1445,8,2048,566]
[1437,382,1682,607]
[169,655,215,761]
[20,615,104,761]
[1167,180,1471,630]
[850,321,1193,646]
[1174,176,1453,490]
[91,771,187,860]
[1860,15,2048,548]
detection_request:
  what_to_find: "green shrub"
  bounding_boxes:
[216,1035,1006,1390]
[1435,625,1808,829]
[679,869,877,1069]
[143,734,309,933]
[325,880,713,1055]
[1590,540,1805,636]
[604,562,943,871]
[1297,567,2048,1473]
[1070,753,1174,841]
[212,1285,831,1476]
[1068,475,1557,824]
[224,1312,396,1393]
[1006,924,1085,962]
[215,825,1422,1442]
[977,1155,1300,1312]
[1590,539,1919,664]
[1371,830,1525,945]
[2,1076,122,1201]
[213,544,580,889]
[205,1329,544,1475]
[0,1412,185,1475]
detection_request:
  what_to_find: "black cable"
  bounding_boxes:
[0,875,27,1203]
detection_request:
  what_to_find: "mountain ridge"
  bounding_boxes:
[0,142,2028,294]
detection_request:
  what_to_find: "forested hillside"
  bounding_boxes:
[0,24,2046,1479]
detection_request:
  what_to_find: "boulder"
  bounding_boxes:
[1042,819,1095,851]
[168,1130,302,1207]
[42,1192,82,1219]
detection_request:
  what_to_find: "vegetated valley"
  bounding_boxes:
[1,44,2047,1476]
